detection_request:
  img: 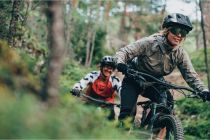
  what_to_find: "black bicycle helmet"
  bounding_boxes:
[162,13,193,32]
[100,56,116,69]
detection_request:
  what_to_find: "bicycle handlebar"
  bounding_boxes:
[81,93,120,107]
[70,89,120,107]
[126,68,202,99]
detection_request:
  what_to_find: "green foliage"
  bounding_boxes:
[70,8,109,66]
[190,47,210,72]
[72,25,108,65]
[0,93,136,139]
[25,9,48,52]
[182,35,196,53]
[0,1,13,40]
[0,40,40,95]
[60,60,95,94]
[184,134,197,140]
[0,41,134,138]
[143,14,162,35]
[176,99,210,139]
[184,120,210,139]
[17,50,37,73]
[177,99,206,115]
[92,27,110,65]
[70,12,88,63]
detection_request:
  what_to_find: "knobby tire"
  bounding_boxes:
[153,115,183,140]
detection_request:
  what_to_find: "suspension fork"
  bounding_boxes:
[148,103,157,131]
[140,103,157,128]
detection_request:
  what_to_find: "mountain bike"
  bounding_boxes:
[125,68,206,140]
[70,69,205,140]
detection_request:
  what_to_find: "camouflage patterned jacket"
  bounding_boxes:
[114,34,208,92]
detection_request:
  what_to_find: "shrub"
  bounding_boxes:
[0,94,135,139]
[176,98,210,139]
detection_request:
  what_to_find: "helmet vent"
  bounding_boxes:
[100,56,116,69]
[177,14,181,19]
[168,15,173,18]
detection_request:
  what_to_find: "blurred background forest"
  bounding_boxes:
[0,0,210,139]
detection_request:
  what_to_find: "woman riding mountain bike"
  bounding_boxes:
[114,13,210,130]
[71,56,121,120]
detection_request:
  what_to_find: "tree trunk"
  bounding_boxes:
[86,0,101,67]
[160,1,166,15]
[8,0,22,47]
[85,24,92,67]
[22,0,31,26]
[202,0,210,46]
[87,30,96,67]
[195,0,199,50]
[199,0,210,90]
[43,0,65,106]
[118,0,128,42]
[71,0,78,8]
[104,1,111,21]
[64,0,74,58]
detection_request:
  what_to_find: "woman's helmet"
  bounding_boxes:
[100,56,116,69]
[162,13,193,32]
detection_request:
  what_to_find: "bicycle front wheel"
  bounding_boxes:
[152,115,183,140]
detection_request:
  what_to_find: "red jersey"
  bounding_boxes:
[73,71,121,103]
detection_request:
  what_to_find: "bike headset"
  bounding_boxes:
[100,56,116,70]
[162,13,193,33]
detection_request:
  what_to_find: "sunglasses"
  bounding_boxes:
[103,65,115,70]
[169,27,188,37]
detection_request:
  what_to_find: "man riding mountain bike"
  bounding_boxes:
[114,13,210,127]
[71,56,121,120]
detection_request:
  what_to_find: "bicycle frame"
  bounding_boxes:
[124,68,204,139]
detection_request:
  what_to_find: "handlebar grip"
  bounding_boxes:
[70,89,81,97]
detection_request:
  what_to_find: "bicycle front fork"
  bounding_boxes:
[148,103,157,131]
[140,103,157,127]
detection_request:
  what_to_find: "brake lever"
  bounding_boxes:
[126,69,146,81]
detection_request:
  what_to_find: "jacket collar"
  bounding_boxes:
[157,35,180,54]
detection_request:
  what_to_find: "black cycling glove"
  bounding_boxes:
[70,88,80,97]
[117,63,128,74]
[200,91,210,101]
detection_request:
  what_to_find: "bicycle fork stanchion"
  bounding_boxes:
[147,103,157,140]
[148,103,157,130]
